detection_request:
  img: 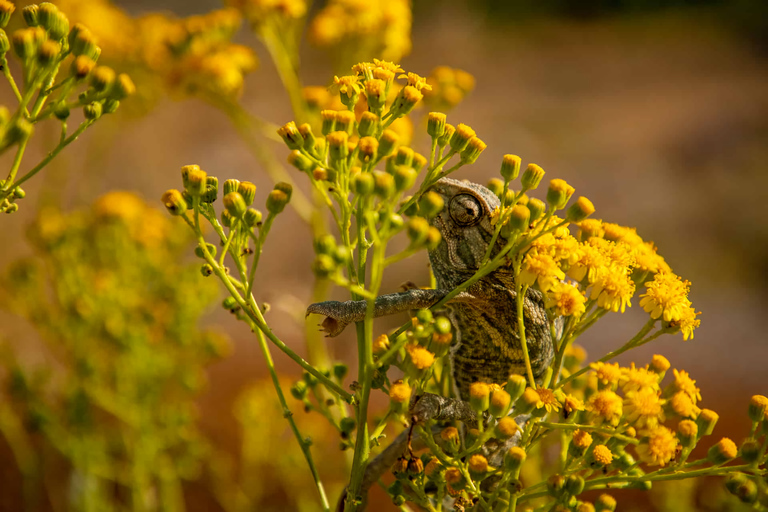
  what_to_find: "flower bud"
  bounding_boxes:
[327,131,348,162]
[70,55,95,80]
[37,39,59,66]
[437,123,455,147]
[297,123,316,152]
[378,129,398,159]
[200,176,218,203]
[739,438,761,463]
[90,66,115,93]
[358,136,378,163]
[277,121,303,150]
[565,475,585,496]
[696,408,719,437]
[418,191,444,218]
[521,163,545,191]
[0,30,9,55]
[490,389,511,417]
[677,419,698,448]
[38,3,69,40]
[365,79,386,111]
[313,254,335,278]
[495,416,519,439]
[70,26,99,60]
[108,73,135,100]
[244,208,262,227]
[223,192,246,218]
[406,217,429,246]
[3,118,33,146]
[266,189,289,214]
[394,85,422,116]
[185,168,207,197]
[522,200,544,226]
[591,445,613,467]
[83,101,101,120]
[500,154,521,182]
[468,454,489,477]
[350,172,374,196]
[594,494,617,512]
[707,437,737,465]
[12,187,25,199]
[320,109,335,136]
[372,333,390,355]
[290,380,308,400]
[200,264,213,276]
[503,446,526,474]
[748,395,768,423]
[469,382,490,412]
[334,110,355,135]
[507,204,531,233]
[22,5,39,27]
[413,152,427,173]
[547,179,574,210]
[0,2,14,28]
[373,170,394,198]
[445,467,466,491]
[427,112,446,139]
[194,243,217,259]
[460,136,487,164]
[394,166,417,192]
[358,111,378,137]
[12,28,36,60]
[569,429,593,458]
[232,182,255,207]
[161,189,187,215]
[393,147,413,168]
[449,123,475,153]
[389,380,411,408]
[275,182,293,202]
[487,178,504,197]
[506,374,527,403]
[650,354,670,375]
[219,178,237,196]
[566,197,595,222]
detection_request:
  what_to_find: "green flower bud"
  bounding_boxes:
[313,254,336,278]
[37,39,59,66]
[180,166,196,193]
[449,123,476,153]
[677,419,698,449]
[222,178,239,196]
[500,154,521,182]
[521,163,545,191]
[108,73,135,100]
[734,478,758,504]
[3,118,33,146]
[394,166,416,192]
[487,178,504,197]
[83,101,102,120]
[352,172,374,196]
[12,187,25,199]
[738,438,761,463]
[696,409,719,437]
[220,210,233,228]
[725,473,748,496]
[394,85,422,116]
[54,104,70,120]
[0,2,14,28]
[748,395,768,423]
[90,66,115,93]
[406,217,429,246]
[38,3,69,40]
[358,136,378,162]
[594,494,617,512]
[69,24,99,59]
[222,297,239,312]
[507,204,530,233]
[460,136,487,164]
[527,198,546,223]
[364,78,386,111]
[707,437,737,465]
[266,189,289,214]
[565,197,595,222]
[395,147,414,167]
[320,109,335,136]
[547,178,575,210]
[235,181,256,206]
[12,28,36,60]
[22,5,39,27]
[332,362,348,382]
[373,170,394,198]
[357,111,378,137]
[244,208,262,227]
[427,112,446,139]
[412,153,427,173]
[290,380,308,400]
[378,129,398,158]
[505,374,527,403]
[434,316,451,335]
[297,123,316,152]
[200,263,213,276]
[565,475,585,496]
[387,212,403,229]
[418,191,444,219]
[437,123,455,147]
[274,182,293,202]
[161,189,187,216]
[469,382,490,412]
[223,192,247,218]
[327,131,348,162]
[489,389,512,418]
[334,110,355,135]
[339,416,356,435]
[185,168,207,197]
[70,55,95,80]
[277,121,303,150]
[202,176,218,203]
[0,29,9,55]
[504,446,526,473]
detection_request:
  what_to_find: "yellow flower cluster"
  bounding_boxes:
[56,1,257,104]
[516,213,699,339]
[308,0,412,68]
[576,356,715,467]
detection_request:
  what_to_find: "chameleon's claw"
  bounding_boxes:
[306,301,350,337]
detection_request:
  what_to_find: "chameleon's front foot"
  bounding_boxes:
[306,301,353,337]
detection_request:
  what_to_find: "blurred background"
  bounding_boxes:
[0,0,766,510]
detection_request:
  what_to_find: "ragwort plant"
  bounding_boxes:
[0,2,134,213]
[164,59,767,511]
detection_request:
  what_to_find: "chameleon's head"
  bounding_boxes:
[426,177,504,277]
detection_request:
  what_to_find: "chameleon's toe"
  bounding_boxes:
[306,301,349,337]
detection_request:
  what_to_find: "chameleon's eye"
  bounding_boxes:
[449,194,483,226]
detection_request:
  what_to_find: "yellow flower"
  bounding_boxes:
[671,369,702,404]
[588,237,636,271]
[468,454,490,473]
[623,388,665,430]
[667,391,700,418]
[589,264,635,313]
[372,334,390,355]
[405,343,434,370]
[563,395,585,419]
[520,250,565,293]
[545,281,586,318]
[592,444,613,465]
[332,74,362,98]
[577,219,605,240]
[586,390,623,426]
[620,363,659,394]
[675,305,701,341]
[636,426,678,466]
[389,380,411,404]
[398,71,432,92]
[572,429,593,450]
[567,242,607,284]
[534,387,562,413]
[590,362,622,388]
[639,271,694,323]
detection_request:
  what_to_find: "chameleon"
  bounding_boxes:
[306,177,556,506]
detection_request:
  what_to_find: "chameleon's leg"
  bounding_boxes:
[306,288,479,337]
